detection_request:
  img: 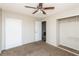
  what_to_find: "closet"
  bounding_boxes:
[58,16,79,50]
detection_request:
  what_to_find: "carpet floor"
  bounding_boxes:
[0,41,76,56]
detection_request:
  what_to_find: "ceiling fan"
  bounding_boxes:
[24,3,55,14]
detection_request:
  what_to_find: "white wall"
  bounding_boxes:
[44,17,57,46]
[0,9,2,52]
[2,10,36,50]
[44,8,79,47]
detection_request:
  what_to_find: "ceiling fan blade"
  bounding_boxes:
[43,7,55,10]
[25,6,37,9]
[41,10,46,14]
[32,9,38,14]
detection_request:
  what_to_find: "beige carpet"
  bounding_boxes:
[0,41,76,56]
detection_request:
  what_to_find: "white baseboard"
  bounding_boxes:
[46,40,57,47]
[58,47,79,56]
[46,41,78,56]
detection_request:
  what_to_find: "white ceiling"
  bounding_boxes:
[0,3,79,18]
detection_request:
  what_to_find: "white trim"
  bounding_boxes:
[0,50,2,54]
[2,10,5,50]
[46,40,79,56]
[46,40,58,47]
[58,47,79,56]
[56,19,60,46]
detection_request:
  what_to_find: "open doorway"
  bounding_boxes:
[42,21,46,42]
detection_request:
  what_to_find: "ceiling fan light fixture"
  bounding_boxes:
[25,3,55,15]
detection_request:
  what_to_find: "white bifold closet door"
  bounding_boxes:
[59,16,79,50]
[5,18,22,49]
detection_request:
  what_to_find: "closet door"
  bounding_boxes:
[59,16,79,50]
[5,18,22,49]
[35,21,42,41]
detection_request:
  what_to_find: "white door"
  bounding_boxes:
[5,18,22,49]
[35,21,42,41]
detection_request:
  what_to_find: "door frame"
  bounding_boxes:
[56,19,60,46]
